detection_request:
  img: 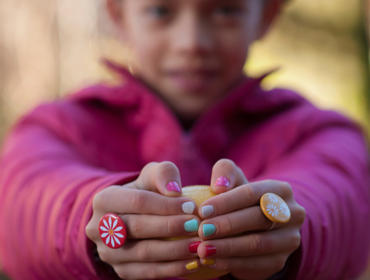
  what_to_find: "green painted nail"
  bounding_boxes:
[184,219,199,232]
[203,224,216,237]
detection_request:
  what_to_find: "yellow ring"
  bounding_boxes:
[260,193,291,224]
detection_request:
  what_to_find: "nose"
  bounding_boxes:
[171,11,214,55]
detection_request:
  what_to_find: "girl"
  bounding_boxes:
[0,0,369,279]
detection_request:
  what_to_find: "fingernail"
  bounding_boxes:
[205,245,217,257]
[201,205,214,218]
[167,181,181,192]
[203,224,216,237]
[189,241,201,253]
[182,202,195,214]
[184,219,199,232]
[203,259,215,265]
[186,261,198,270]
[215,176,230,187]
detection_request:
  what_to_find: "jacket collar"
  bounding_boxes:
[68,60,294,166]
[101,59,277,114]
[70,59,276,112]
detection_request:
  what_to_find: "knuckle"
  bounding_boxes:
[115,267,127,279]
[273,255,287,272]
[146,266,158,279]
[219,216,234,235]
[296,205,306,224]
[93,190,107,210]
[170,242,182,259]
[217,192,229,206]
[137,162,158,185]
[129,217,143,237]
[244,258,256,270]
[157,161,179,177]
[223,239,233,257]
[142,162,158,173]
[290,232,302,250]
[163,198,173,215]
[168,264,179,277]
[241,185,255,201]
[165,218,174,236]
[137,242,151,261]
[85,221,96,240]
[250,235,264,254]
[98,247,113,263]
[130,191,147,210]
[174,244,185,260]
[280,181,293,196]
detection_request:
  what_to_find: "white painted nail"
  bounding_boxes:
[182,202,195,214]
[202,205,214,218]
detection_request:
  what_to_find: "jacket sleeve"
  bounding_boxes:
[0,103,139,280]
[254,111,370,280]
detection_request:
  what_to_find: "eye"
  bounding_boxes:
[214,5,242,17]
[147,6,171,18]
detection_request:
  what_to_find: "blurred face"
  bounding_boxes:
[109,0,275,123]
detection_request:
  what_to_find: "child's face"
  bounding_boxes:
[108,0,281,123]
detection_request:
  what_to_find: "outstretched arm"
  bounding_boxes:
[195,110,370,280]
[254,122,370,279]
[0,103,139,280]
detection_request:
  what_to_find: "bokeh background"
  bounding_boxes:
[0,0,369,279]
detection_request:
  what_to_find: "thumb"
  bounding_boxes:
[133,161,183,197]
[210,159,248,194]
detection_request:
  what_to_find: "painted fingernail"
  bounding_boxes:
[203,224,216,237]
[215,176,230,187]
[189,241,201,253]
[184,219,199,232]
[186,261,198,270]
[205,246,217,257]
[203,259,215,265]
[182,202,195,214]
[201,205,214,218]
[167,181,181,192]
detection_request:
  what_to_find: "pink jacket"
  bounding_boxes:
[0,62,369,280]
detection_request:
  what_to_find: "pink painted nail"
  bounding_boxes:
[215,177,230,187]
[166,181,181,192]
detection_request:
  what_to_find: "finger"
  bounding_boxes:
[87,187,197,241]
[123,214,201,239]
[198,200,305,240]
[200,255,286,280]
[97,237,201,263]
[197,229,301,259]
[210,159,248,194]
[198,206,279,239]
[199,180,293,219]
[93,186,195,215]
[114,259,201,280]
[134,161,183,197]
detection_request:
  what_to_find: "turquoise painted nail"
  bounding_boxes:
[203,224,216,237]
[184,219,199,232]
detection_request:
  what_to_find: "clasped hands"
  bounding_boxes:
[86,159,306,280]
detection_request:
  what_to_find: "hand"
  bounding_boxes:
[196,159,306,280]
[86,162,202,279]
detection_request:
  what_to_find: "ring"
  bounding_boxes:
[260,193,291,226]
[99,213,127,249]
[268,222,276,231]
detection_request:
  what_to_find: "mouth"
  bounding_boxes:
[166,68,218,92]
